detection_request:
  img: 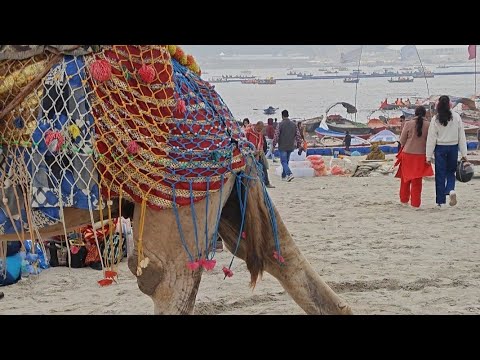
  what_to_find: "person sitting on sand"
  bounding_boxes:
[366,143,385,160]
[395,106,433,208]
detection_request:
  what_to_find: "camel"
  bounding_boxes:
[0,45,352,314]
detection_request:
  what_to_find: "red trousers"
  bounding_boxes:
[400,177,423,207]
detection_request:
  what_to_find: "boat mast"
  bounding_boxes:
[354,45,363,123]
[414,46,430,98]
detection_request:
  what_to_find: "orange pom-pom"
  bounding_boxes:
[174,47,185,60]
[186,55,194,66]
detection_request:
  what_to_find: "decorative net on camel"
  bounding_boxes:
[0,45,280,282]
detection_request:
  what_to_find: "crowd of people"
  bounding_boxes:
[241,109,306,185]
[240,96,474,210]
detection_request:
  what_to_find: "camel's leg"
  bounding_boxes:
[128,176,236,314]
[219,168,352,315]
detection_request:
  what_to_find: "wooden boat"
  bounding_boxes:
[322,102,372,137]
[412,71,434,78]
[388,77,414,83]
[386,117,402,134]
[302,115,324,133]
[343,77,359,83]
[326,115,371,136]
[319,135,371,148]
[257,77,276,84]
[367,110,389,133]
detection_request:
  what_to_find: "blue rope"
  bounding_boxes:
[210,173,224,260]
[172,186,193,262]
[189,182,200,258]
[204,178,210,257]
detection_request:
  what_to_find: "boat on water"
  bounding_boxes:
[240,78,258,84]
[241,77,276,85]
[258,77,276,84]
[413,71,434,78]
[388,77,414,83]
[208,76,229,83]
[343,77,359,83]
[263,106,278,115]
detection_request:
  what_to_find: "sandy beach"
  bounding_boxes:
[1,156,480,315]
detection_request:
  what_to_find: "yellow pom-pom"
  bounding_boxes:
[190,63,200,74]
[68,124,81,139]
[180,55,188,65]
[167,45,177,55]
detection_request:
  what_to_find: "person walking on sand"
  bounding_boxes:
[265,118,276,162]
[426,95,468,208]
[395,106,433,209]
[245,121,275,188]
[273,109,303,182]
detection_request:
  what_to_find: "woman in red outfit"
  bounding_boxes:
[395,106,434,208]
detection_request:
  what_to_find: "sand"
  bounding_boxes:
[1,156,480,315]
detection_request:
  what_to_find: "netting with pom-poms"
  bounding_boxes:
[0,45,283,282]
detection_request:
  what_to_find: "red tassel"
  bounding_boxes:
[70,246,79,255]
[222,266,234,278]
[104,270,117,279]
[127,140,139,155]
[98,278,114,287]
[90,59,112,82]
[241,231,246,239]
[138,64,156,83]
[45,130,65,152]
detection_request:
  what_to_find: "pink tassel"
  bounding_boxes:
[45,130,65,152]
[127,140,139,155]
[70,246,79,255]
[273,251,285,264]
[241,231,246,239]
[176,99,186,115]
[187,261,200,271]
[222,266,234,278]
[202,259,216,271]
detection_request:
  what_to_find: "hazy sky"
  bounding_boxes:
[388,45,467,50]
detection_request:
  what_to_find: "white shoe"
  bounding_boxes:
[286,174,294,182]
[400,202,409,207]
[449,190,457,207]
[435,204,445,210]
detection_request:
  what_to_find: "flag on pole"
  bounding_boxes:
[468,45,477,60]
